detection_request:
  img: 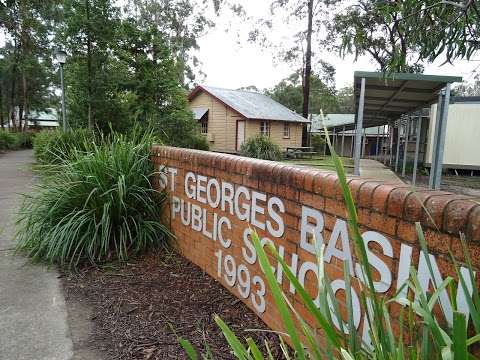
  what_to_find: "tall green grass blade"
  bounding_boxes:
[179,338,199,360]
[452,311,467,360]
[252,232,307,359]
[214,315,251,360]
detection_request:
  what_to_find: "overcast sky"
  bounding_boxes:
[194,0,480,91]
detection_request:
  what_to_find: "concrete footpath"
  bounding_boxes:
[360,158,404,183]
[0,150,73,360]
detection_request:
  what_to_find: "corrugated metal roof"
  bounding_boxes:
[191,107,208,120]
[310,113,354,132]
[195,85,309,123]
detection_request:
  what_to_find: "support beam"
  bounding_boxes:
[429,91,445,188]
[376,126,380,159]
[341,126,345,157]
[412,116,422,185]
[402,117,410,177]
[431,84,451,190]
[389,122,394,166]
[362,129,366,157]
[353,77,366,176]
[395,123,401,172]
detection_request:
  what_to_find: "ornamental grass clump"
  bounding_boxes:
[16,129,170,268]
[33,128,97,165]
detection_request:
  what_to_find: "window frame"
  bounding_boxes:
[260,120,271,137]
[200,118,208,135]
[283,122,291,139]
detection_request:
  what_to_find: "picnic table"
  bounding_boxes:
[285,146,316,159]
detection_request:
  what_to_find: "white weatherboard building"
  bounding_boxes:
[426,97,480,171]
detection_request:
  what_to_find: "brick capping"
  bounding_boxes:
[152,145,480,245]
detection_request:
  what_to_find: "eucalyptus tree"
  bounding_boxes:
[125,0,240,86]
[247,0,340,120]
[329,0,479,73]
[0,0,57,130]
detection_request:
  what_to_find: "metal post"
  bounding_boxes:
[341,125,345,157]
[376,126,380,159]
[432,84,451,190]
[353,77,366,176]
[362,129,367,157]
[60,63,67,132]
[332,128,337,152]
[429,92,444,188]
[395,122,401,172]
[412,116,422,185]
[402,117,410,177]
[389,122,394,166]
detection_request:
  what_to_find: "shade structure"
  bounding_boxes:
[352,71,462,189]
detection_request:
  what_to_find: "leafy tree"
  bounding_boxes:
[57,0,120,129]
[336,86,354,114]
[0,0,57,131]
[330,0,479,73]
[125,0,239,87]
[248,0,340,119]
[266,67,339,116]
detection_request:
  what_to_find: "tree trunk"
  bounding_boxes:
[0,85,4,129]
[22,72,28,131]
[86,0,93,129]
[301,0,314,146]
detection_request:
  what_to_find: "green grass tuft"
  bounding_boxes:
[16,129,171,268]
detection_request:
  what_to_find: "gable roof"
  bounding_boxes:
[189,85,310,123]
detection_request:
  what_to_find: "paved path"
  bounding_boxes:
[0,150,73,360]
[360,158,404,183]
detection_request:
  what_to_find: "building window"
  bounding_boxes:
[260,121,270,136]
[283,122,290,138]
[200,119,208,134]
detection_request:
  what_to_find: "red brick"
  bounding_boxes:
[387,187,412,217]
[357,181,383,209]
[422,194,469,231]
[371,184,397,213]
[467,206,480,242]
[444,200,478,236]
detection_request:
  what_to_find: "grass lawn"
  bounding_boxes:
[282,155,354,173]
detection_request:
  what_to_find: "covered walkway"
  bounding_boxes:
[353,71,462,190]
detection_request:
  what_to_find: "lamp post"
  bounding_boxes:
[54,49,67,132]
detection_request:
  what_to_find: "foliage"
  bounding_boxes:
[240,135,282,161]
[180,112,480,359]
[124,0,231,86]
[336,86,355,114]
[247,0,341,117]
[310,133,324,153]
[267,69,339,115]
[16,129,170,268]
[0,130,19,150]
[329,0,479,73]
[0,1,58,131]
[0,130,34,150]
[33,128,97,165]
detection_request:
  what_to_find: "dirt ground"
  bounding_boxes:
[62,249,284,360]
[402,174,480,197]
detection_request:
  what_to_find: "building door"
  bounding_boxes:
[236,121,245,151]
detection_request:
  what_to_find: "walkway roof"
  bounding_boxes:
[354,71,462,128]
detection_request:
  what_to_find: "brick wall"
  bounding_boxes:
[151,145,480,344]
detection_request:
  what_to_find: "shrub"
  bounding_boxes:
[16,129,171,268]
[240,135,283,161]
[33,128,96,165]
[0,130,18,151]
[310,133,325,153]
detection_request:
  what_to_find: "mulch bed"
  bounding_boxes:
[62,249,284,359]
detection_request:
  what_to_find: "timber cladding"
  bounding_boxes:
[151,145,480,344]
